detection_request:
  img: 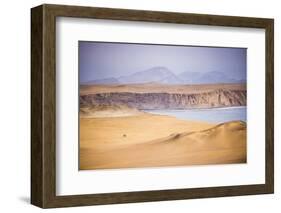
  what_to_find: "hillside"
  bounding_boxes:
[80,83,246,109]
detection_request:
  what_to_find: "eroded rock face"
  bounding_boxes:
[80,89,246,110]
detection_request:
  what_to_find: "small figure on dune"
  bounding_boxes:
[123,134,127,137]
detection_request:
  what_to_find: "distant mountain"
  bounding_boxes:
[82,77,119,85]
[82,68,245,85]
[178,71,202,84]
[118,67,182,84]
[196,71,235,84]
[178,71,245,84]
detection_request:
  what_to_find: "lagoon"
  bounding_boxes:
[144,106,246,124]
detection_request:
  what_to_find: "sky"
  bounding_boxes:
[79,41,246,83]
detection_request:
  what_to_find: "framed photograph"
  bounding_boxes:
[31,4,274,208]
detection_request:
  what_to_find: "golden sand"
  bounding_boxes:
[79,113,246,170]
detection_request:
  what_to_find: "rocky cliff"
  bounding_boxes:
[80,89,246,109]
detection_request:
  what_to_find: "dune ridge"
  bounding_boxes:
[80,114,246,170]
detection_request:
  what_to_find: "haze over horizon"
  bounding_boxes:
[79,41,247,84]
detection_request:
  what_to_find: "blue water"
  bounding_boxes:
[144,106,246,124]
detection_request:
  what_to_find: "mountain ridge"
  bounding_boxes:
[81,66,246,85]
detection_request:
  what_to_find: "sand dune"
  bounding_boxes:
[80,104,144,118]
[79,113,246,170]
[80,83,246,95]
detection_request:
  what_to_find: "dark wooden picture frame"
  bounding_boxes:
[31,4,274,208]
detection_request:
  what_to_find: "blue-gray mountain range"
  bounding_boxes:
[83,66,246,85]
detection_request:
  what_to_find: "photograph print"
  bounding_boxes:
[79,41,247,170]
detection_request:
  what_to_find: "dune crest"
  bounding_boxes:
[80,114,246,170]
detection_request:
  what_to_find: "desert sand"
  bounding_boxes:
[80,83,246,95]
[80,104,143,118]
[79,109,246,170]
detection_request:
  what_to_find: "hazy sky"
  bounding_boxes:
[79,41,246,83]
